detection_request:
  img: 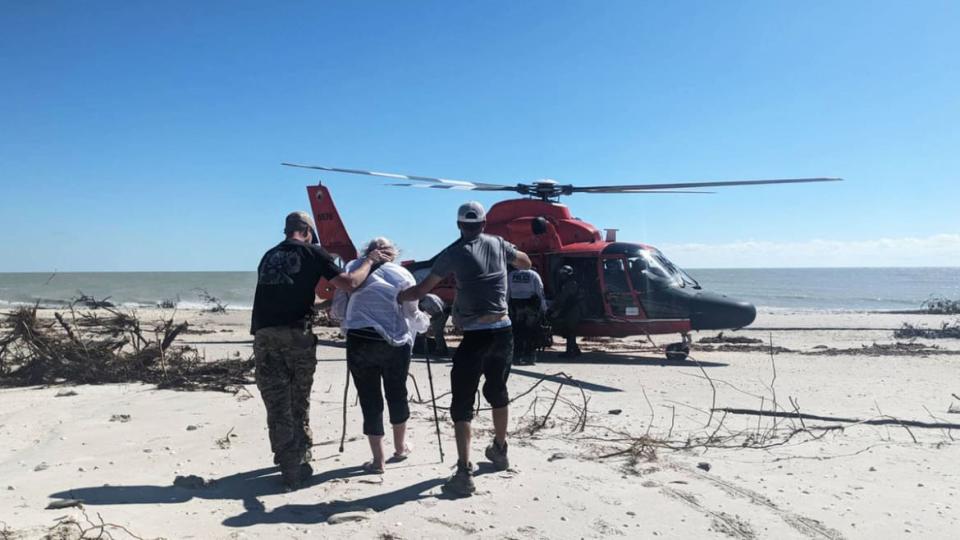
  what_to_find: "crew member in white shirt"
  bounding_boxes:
[507,267,547,365]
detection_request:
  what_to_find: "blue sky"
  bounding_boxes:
[1,1,958,271]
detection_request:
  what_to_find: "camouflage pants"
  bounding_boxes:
[254,326,317,468]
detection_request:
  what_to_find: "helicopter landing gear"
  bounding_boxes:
[665,333,692,362]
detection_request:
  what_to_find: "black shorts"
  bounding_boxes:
[346,329,412,436]
[450,326,513,422]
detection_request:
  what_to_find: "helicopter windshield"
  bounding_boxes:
[652,250,700,288]
[602,243,701,290]
[626,250,700,289]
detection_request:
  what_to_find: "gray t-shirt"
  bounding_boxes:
[430,233,518,330]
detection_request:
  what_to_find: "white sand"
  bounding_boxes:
[2,309,959,539]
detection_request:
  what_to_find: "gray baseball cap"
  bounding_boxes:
[457,201,486,223]
[284,211,320,244]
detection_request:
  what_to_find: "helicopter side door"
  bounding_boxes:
[545,254,605,319]
[600,255,645,319]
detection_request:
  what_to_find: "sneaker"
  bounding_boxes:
[485,440,510,471]
[442,461,476,497]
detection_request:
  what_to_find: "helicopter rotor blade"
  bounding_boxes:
[571,177,842,193]
[386,183,522,192]
[578,190,716,194]
[281,162,517,191]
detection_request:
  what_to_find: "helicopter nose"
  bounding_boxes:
[689,292,757,331]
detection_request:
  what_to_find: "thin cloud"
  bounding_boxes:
[660,234,960,268]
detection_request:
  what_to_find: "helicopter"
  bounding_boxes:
[283,163,841,360]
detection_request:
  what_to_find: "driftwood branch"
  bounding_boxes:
[712,408,960,430]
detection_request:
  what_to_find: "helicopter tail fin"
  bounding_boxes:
[307,184,358,300]
[306,184,358,262]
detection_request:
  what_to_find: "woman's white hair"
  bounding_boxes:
[363,236,399,262]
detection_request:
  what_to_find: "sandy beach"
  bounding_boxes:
[2,308,959,539]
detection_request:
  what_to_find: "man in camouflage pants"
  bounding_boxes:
[251,211,385,489]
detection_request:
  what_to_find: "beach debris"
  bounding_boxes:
[46,499,84,510]
[697,332,763,345]
[194,288,228,314]
[186,424,199,431]
[55,389,78,397]
[0,303,254,393]
[921,296,960,315]
[697,462,712,472]
[49,508,149,540]
[173,474,213,489]
[608,409,623,415]
[894,321,960,339]
[34,462,49,472]
[216,427,236,449]
[110,414,131,423]
[328,508,374,525]
[696,342,794,354]
[73,292,115,309]
[358,476,384,485]
[157,297,179,309]
[803,342,950,356]
[712,407,960,430]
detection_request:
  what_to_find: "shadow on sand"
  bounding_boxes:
[50,463,502,527]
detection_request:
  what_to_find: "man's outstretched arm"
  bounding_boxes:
[397,274,445,304]
[329,250,384,292]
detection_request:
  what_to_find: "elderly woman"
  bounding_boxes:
[332,238,430,473]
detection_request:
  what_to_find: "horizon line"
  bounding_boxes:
[2,265,959,274]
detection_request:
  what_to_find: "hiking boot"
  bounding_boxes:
[300,462,314,482]
[485,439,510,471]
[559,343,582,358]
[442,461,476,497]
[280,463,303,491]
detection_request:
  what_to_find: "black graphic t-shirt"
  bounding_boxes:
[250,240,342,334]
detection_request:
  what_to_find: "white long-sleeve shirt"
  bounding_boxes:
[331,261,430,346]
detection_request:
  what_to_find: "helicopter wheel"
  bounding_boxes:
[665,342,689,361]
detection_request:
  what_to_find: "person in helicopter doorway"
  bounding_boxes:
[508,266,547,365]
[548,265,583,358]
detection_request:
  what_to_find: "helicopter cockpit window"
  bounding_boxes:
[602,258,630,292]
[652,251,700,289]
[628,250,700,289]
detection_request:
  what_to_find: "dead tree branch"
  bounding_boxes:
[711,408,960,430]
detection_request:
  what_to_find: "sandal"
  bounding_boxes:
[362,460,385,474]
[389,443,413,463]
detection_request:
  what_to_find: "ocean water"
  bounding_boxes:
[0,268,958,312]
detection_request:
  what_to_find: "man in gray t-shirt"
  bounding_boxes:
[430,232,518,330]
[399,201,532,497]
